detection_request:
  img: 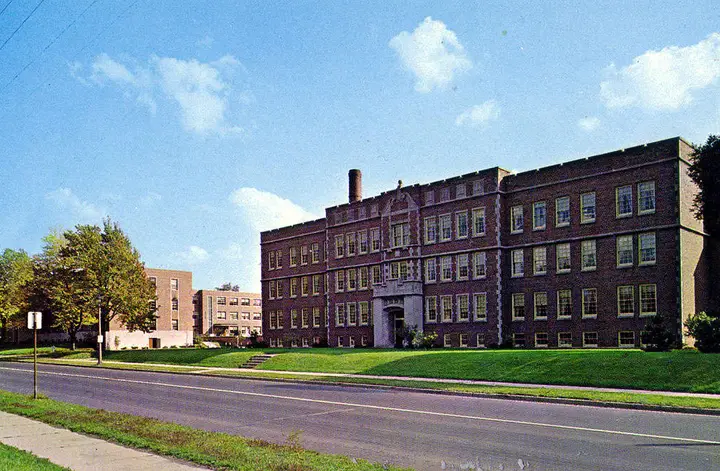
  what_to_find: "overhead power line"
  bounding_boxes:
[1,0,101,93]
[0,1,14,17]
[0,0,46,52]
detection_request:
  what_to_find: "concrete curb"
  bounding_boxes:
[22,359,720,417]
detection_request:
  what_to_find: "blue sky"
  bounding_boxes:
[1,0,719,291]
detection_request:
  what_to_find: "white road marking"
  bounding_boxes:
[1,365,718,445]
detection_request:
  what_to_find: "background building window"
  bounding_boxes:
[555,197,570,226]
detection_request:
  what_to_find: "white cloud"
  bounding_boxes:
[174,245,209,264]
[600,33,720,110]
[577,116,601,131]
[389,17,472,93]
[46,188,105,223]
[77,53,244,136]
[229,187,318,232]
[455,101,500,127]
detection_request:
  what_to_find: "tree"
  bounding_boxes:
[60,219,157,334]
[641,313,679,352]
[685,311,720,353]
[216,282,240,291]
[0,249,33,343]
[688,135,720,235]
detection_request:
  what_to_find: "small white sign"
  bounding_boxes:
[27,312,42,330]
[97,335,104,343]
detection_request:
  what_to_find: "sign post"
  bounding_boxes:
[27,312,42,399]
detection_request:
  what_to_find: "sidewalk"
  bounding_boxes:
[0,411,208,471]
[46,358,720,399]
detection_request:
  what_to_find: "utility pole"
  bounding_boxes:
[97,295,103,365]
[28,312,42,399]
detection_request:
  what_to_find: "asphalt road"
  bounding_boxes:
[0,362,718,471]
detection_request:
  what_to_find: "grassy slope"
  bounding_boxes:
[0,443,69,471]
[0,391,408,471]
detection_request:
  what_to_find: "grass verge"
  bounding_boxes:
[0,390,409,471]
[0,443,70,471]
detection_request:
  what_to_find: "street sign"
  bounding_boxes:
[97,335,104,343]
[27,312,42,330]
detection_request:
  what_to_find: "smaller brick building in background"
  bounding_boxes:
[194,290,262,337]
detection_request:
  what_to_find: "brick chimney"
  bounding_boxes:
[349,169,362,203]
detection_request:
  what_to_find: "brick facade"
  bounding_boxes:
[261,137,713,349]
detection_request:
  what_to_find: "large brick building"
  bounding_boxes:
[261,137,713,349]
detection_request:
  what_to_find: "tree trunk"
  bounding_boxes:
[0,319,7,345]
[69,329,77,351]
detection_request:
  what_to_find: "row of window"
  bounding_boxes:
[335,229,381,257]
[424,180,486,205]
[334,301,373,327]
[215,311,262,321]
[149,276,181,290]
[439,331,639,348]
[268,243,322,270]
[214,297,259,306]
[510,284,657,321]
[268,307,325,330]
[269,275,324,299]
[269,336,330,348]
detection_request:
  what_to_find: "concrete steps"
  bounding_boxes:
[239,354,275,369]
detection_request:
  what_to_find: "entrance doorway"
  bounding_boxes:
[392,311,405,348]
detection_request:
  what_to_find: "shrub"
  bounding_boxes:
[641,313,680,352]
[411,331,438,349]
[685,311,720,353]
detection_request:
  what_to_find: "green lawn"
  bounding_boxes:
[0,390,408,471]
[0,443,69,471]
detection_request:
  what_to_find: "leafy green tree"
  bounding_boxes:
[685,311,720,353]
[641,313,679,352]
[216,282,240,291]
[0,249,33,343]
[688,135,720,235]
[60,219,157,335]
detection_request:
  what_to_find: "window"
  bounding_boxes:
[347,303,357,326]
[253,313,261,320]
[619,331,635,348]
[311,242,320,263]
[472,208,486,236]
[335,235,344,258]
[241,312,250,320]
[557,289,572,319]
[441,296,453,322]
[371,204,379,217]
[337,336,343,347]
[269,281,276,299]
[300,245,309,265]
[456,253,469,280]
[441,188,450,201]
[372,265,381,284]
[302,337,309,348]
[533,202,547,230]
[172,319,179,331]
[290,309,298,328]
[533,247,547,275]
[476,333,485,348]
[555,197,570,226]
[513,333,526,348]
[425,258,437,283]
[172,298,179,310]
[616,185,633,217]
[254,298,261,306]
[456,211,469,238]
[473,180,484,195]
[275,250,282,268]
[312,275,321,295]
[535,332,549,348]
[638,181,656,214]
[276,310,284,329]
[639,284,657,316]
[149,276,157,287]
[556,243,571,273]
[276,280,283,299]
[616,235,633,267]
[290,278,298,297]
[171,278,179,290]
[440,256,452,281]
[511,249,524,277]
[512,293,525,320]
[583,332,598,348]
[443,334,452,347]
[359,267,369,290]
[301,276,309,296]
[217,311,226,319]
[439,214,452,241]
[391,223,410,248]
[456,183,466,199]
[335,304,345,326]
[534,292,548,320]
[617,285,634,317]
[289,247,298,266]
[459,333,469,347]
[370,228,380,252]
[425,296,437,323]
[425,190,434,205]
[424,217,437,244]
[579,192,596,224]
[346,269,357,290]
[473,293,487,321]
[639,232,656,265]
[269,311,276,330]
[359,302,369,326]
[511,205,524,233]
[335,271,345,292]
[473,252,487,278]
[229,298,239,306]
[312,307,321,327]
[581,240,597,271]
[269,251,276,270]
[457,294,469,322]
[346,233,356,256]
[558,332,572,348]
[358,231,368,254]
[217,296,226,306]
[582,288,598,318]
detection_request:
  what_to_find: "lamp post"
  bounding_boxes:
[97,295,103,365]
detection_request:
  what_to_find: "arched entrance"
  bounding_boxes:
[388,308,405,348]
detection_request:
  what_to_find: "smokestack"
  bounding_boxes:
[349,169,362,203]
